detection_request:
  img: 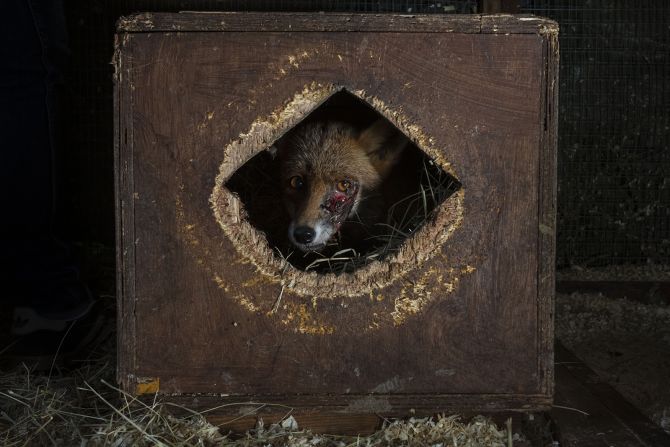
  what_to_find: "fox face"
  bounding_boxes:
[275,120,407,252]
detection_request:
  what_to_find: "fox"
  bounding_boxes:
[274,119,408,253]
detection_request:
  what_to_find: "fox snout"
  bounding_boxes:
[275,120,407,252]
[288,222,330,251]
[292,226,316,245]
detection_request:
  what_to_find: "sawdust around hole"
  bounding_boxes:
[202,83,473,333]
[210,83,465,292]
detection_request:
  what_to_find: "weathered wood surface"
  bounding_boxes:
[212,413,383,436]
[117,12,558,35]
[212,412,538,436]
[552,343,670,446]
[164,393,550,417]
[537,24,559,400]
[209,411,531,436]
[114,33,136,383]
[115,14,557,413]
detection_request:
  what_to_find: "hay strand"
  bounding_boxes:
[0,360,516,446]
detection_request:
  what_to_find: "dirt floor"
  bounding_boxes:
[555,292,670,434]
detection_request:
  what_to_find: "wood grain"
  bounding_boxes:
[114,14,557,416]
[114,33,137,381]
[537,28,559,400]
[116,12,558,35]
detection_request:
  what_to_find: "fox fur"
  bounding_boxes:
[275,119,408,252]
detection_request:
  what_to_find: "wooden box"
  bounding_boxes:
[114,12,558,420]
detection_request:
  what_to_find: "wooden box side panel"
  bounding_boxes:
[114,35,137,384]
[537,31,559,397]
[115,22,557,411]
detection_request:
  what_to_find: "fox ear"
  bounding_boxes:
[358,120,408,178]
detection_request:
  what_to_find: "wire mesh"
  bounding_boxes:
[520,0,670,267]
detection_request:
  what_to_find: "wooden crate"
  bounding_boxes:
[114,12,558,420]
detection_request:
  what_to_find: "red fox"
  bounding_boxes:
[274,120,408,252]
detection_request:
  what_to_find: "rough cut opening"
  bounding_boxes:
[225,91,461,275]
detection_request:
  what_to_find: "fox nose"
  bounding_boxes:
[293,226,315,244]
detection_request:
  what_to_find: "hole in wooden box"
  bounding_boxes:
[225,91,460,274]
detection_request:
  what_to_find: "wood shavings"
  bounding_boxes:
[0,360,518,446]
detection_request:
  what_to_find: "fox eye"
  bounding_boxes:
[336,180,351,193]
[289,175,304,189]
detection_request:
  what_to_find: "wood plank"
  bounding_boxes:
[113,32,137,385]
[210,413,382,436]
[162,394,551,415]
[557,281,670,305]
[552,343,670,446]
[206,411,531,436]
[116,12,557,35]
[481,14,558,34]
[537,26,559,398]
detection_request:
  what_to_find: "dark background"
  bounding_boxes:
[57,0,669,272]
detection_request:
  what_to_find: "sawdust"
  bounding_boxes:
[196,111,215,130]
[210,84,465,297]
[279,302,336,335]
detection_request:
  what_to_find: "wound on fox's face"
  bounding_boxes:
[325,188,357,215]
